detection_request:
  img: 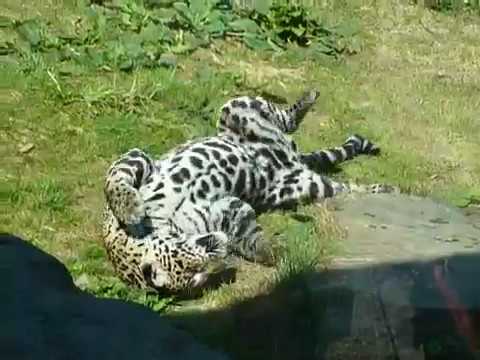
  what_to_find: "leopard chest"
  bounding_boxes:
[140,143,259,212]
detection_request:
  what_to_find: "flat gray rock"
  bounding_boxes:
[308,194,480,359]
[0,234,228,360]
[330,193,480,267]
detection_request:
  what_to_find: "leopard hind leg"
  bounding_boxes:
[217,89,319,137]
[209,196,273,265]
[104,148,155,227]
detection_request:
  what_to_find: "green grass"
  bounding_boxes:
[1,0,480,343]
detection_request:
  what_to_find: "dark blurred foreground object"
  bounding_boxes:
[0,233,228,360]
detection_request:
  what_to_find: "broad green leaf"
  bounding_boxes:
[266,36,284,52]
[158,52,177,68]
[173,2,195,26]
[219,11,234,24]
[206,9,222,23]
[254,0,271,15]
[121,12,131,26]
[74,48,100,68]
[189,0,211,16]
[290,9,303,17]
[243,33,272,51]
[58,63,83,76]
[140,22,163,43]
[16,20,42,47]
[146,0,176,7]
[204,19,225,35]
[59,46,75,61]
[119,57,134,71]
[344,37,362,54]
[121,34,144,58]
[169,43,194,54]
[173,2,190,16]
[310,40,334,55]
[95,11,107,33]
[111,0,131,7]
[143,44,161,61]
[291,26,306,38]
[160,28,176,43]
[169,32,203,54]
[85,47,106,67]
[185,31,209,49]
[151,8,177,22]
[229,18,261,33]
[42,35,61,49]
[42,48,61,63]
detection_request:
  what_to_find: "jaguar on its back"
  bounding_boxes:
[102,90,396,294]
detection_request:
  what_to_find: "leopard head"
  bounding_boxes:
[140,232,229,294]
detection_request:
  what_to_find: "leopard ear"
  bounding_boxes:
[194,232,228,257]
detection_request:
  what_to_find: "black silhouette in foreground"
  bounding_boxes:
[0,233,227,360]
[2,232,480,360]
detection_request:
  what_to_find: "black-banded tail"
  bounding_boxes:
[301,134,380,172]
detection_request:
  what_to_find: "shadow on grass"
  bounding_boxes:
[3,233,480,360]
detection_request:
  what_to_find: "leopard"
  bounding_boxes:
[102,89,397,295]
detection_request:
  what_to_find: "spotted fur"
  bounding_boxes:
[102,90,397,294]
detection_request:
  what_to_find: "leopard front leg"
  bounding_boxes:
[209,196,272,264]
[141,209,271,294]
[258,89,319,133]
[171,196,271,265]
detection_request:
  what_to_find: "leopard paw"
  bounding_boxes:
[195,232,229,259]
[368,183,400,194]
[345,134,380,156]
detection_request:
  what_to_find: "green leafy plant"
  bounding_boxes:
[173,0,225,34]
[418,0,480,12]
[4,1,359,73]
[249,4,330,47]
[228,3,359,54]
